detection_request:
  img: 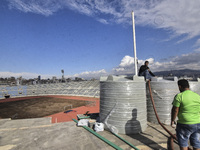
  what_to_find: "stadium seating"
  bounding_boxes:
[0,81,100,99]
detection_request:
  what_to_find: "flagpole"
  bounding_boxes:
[132,11,138,76]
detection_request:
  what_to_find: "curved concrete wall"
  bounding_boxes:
[146,81,179,125]
[147,79,200,125]
[100,76,147,134]
[189,81,200,95]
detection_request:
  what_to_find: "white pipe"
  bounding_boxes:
[132,11,138,76]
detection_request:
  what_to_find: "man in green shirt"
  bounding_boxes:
[171,79,200,150]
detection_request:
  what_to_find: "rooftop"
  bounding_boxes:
[0,96,180,150]
[0,118,179,150]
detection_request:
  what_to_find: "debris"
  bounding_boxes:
[77,119,89,127]
[64,110,76,114]
[77,114,90,120]
[94,122,104,132]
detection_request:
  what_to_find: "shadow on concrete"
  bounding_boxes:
[125,109,166,150]
[148,123,179,149]
[148,124,168,138]
[125,109,141,134]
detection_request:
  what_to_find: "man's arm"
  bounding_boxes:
[171,106,179,127]
[148,70,155,77]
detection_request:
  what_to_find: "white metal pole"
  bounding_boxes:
[132,11,138,76]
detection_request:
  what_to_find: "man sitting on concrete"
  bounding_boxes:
[139,61,155,80]
[171,79,200,150]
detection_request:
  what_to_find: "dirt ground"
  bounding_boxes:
[0,97,90,119]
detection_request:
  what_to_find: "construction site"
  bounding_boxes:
[1,76,200,150]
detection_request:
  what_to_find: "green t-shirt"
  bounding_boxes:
[172,90,200,124]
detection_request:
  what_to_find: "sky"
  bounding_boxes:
[0,0,200,79]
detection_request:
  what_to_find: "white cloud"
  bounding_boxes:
[5,0,200,78]
[113,53,200,75]
[194,48,200,52]
[119,55,134,68]
[0,69,107,80]
[7,0,200,43]
[7,0,63,16]
[68,69,107,79]
[97,18,109,24]
[1,52,200,79]
[194,39,200,47]
[0,72,55,79]
[65,0,200,42]
[64,0,95,16]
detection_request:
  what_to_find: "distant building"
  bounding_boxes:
[52,76,58,83]
[38,76,41,81]
[66,78,72,82]
[75,77,84,81]
[179,75,194,81]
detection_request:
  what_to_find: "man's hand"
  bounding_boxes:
[171,120,176,128]
[171,106,179,128]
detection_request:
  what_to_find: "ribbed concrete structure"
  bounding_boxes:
[147,78,200,125]
[189,81,200,95]
[146,78,179,125]
[100,75,147,134]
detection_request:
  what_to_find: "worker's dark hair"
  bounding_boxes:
[145,61,149,64]
[178,79,189,88]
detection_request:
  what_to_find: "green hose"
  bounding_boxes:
[72,119,123,150]
[111,132,139,150]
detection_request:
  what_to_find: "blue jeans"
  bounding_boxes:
[176,123,200,148]
[139,70,152,80]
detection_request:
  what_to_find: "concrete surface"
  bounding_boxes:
[0,119,111,150]
[0,118,180,150]
[0,118,51,129]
